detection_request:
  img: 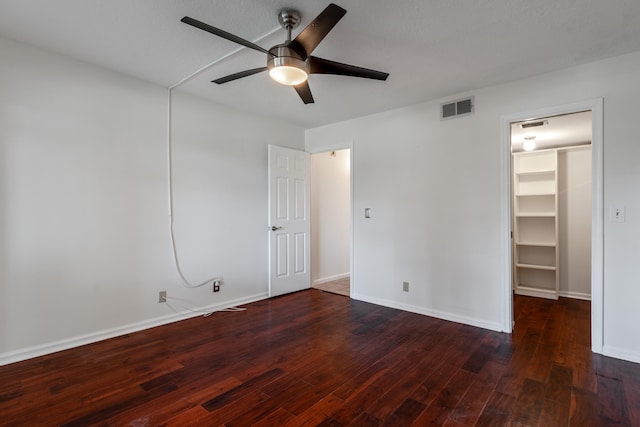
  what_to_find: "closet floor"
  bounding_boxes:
[312,277,350,296]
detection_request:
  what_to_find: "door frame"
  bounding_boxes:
[500,98,604,353]
[307,141,354,297]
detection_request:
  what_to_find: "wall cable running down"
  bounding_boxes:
[162,295,246,318]
[166,25,280,289]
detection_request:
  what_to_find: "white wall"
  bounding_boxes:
[558,147,592,299]
[3,34,640,365]
[0,37,304,364]
[306,51,640,362]
[310,149,350,285]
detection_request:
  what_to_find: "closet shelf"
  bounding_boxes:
[515,191,556,196]
[516,263,556,271]
[516,241,556,247]
[515,169,555,176]
[516,212,556,217]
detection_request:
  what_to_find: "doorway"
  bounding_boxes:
[310,148,352,297]
[501,99,604,353]
[511,111,592,301]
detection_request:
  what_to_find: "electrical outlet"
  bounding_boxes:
[212,277,223,293]
[159,291,166,303]
[403,281,409,292]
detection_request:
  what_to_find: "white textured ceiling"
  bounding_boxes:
[1,0,640,128]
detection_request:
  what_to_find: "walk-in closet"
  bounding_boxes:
[511,111,592,300]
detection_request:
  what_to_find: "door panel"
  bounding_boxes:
[294,232,306,274]
[268,145,310,296]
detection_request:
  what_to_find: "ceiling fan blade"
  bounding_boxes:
[181,16,272,56]
[294,81,315,104]
[309,56,389,81]
[288,3,346,58]
[212,67,268,84]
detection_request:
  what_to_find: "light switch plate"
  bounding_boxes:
[611,206,625,223]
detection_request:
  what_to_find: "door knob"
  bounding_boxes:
[271,226,283,231]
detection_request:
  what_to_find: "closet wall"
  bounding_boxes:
[310,149,351,286]
[558,147,592,299]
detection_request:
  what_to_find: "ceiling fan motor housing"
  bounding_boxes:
[267,45,309,73]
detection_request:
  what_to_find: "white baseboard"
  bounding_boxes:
[313,272,350,286]
[559,290,591,301]
[515,287,592,301]
[0,292,269,367]
[602,345,640,364]
[350,292,504,333]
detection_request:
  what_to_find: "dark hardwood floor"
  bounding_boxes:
[1,290,639,426]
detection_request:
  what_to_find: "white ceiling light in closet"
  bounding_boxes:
[523,136,537,151]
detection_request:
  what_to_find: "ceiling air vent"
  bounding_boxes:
[520,120,548,128]
[441,96,474,120]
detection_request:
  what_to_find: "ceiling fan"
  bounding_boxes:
[181,3,389,104]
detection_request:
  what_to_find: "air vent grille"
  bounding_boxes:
[520,120,548,128]
[441,96,474,120]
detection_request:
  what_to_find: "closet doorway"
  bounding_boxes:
[504,100,604,354]
[511,111,593,301]
[310,148,352,297]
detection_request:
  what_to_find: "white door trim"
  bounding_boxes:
[500,99,604,353]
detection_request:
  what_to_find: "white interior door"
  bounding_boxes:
[268,145,311,296]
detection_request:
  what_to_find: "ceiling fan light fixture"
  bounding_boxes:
[267,46,309,86]
[269,64,308,86]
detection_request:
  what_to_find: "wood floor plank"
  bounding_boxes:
[538,397,570,427]
[105,374,243,425]
[447,379,493,426]
[411,368,476,425]
[328,381,385,424]
[0,291,638,426]
[508,377,545,425]
[474,390,515,427]
[163,405,211,427]
[363,349,438,420]
[597,374,631,425]
[282,394,346,427]
[250,407,296,426]
[569,386,600,427]
[381,397,425,426]
[540,340,576,423]
[545,364,573,403]
[264,376,327,416]
[346,412,380,426]
[622,372,640,426]
[332,360,389,401]
[409,361,459,407]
